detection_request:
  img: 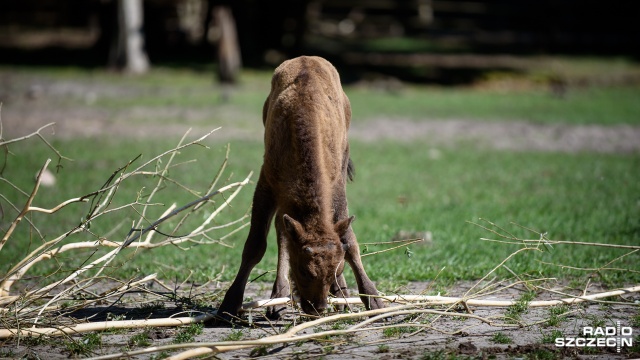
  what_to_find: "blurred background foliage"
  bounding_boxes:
[1,0,639,84]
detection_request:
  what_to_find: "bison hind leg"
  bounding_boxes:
[329,273,349,312]
[265,274,291,320]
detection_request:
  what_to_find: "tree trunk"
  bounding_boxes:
[212,6,241,83]
[109,0,149,74]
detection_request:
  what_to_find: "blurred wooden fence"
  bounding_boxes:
[1,0,638,67]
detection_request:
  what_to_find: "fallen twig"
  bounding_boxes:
[244,284,640,309]
[361,238,424,257]
[481,238,640,250]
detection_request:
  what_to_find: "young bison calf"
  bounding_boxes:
[217,56,384,319]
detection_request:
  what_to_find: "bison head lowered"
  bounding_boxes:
[283,214,354,315]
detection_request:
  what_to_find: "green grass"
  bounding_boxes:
[2,138,639,288]
[1,63,639,294]
[491,332,513,344]
[2,137,639,289]
[223,329,245,341]
[64,332,102,357]
[526,348,559,360]
[383,325,419,338]
[346,85,640,125]
[173,323,203,344]
[541,329,564,344]
[506,291,537,323]
[3,65,640,126]
[129,330,152,347]
[546,305,571,327]
[420,350,478,360]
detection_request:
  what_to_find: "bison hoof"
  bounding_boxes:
[266,305,287,320]
[215,305,240,324]
[370,296,385,310]
[363,295,385,311]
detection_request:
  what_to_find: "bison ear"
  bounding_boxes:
[283,214,304,240]
[334,215,355,239]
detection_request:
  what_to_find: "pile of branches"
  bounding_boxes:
[0,118,252,333]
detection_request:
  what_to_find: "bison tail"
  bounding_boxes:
[347,158,355,182]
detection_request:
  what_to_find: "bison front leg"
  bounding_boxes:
[217,173,275,321]
[344,229,385,311]
[266,215,291,319]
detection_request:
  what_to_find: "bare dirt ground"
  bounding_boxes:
[1,72,639,359]
[4,280,639,359]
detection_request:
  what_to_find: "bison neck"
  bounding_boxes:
[287,123,338,228]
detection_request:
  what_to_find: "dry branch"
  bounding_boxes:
[242,284,640,310]
[121,171,252,248]
[0,159,56,253]
[0,313,213,338]
[0,125,253,340]
[0,127,252,298]
[471,219,640,250]
[0,122,71,163]
[2,285,638,340]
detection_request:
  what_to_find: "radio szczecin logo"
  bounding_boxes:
[555,321,633,353]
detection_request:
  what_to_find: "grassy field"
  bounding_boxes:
[348,85,640,125]
[1,63,639,297]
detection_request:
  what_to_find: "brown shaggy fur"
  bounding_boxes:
[217,56,383,319]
